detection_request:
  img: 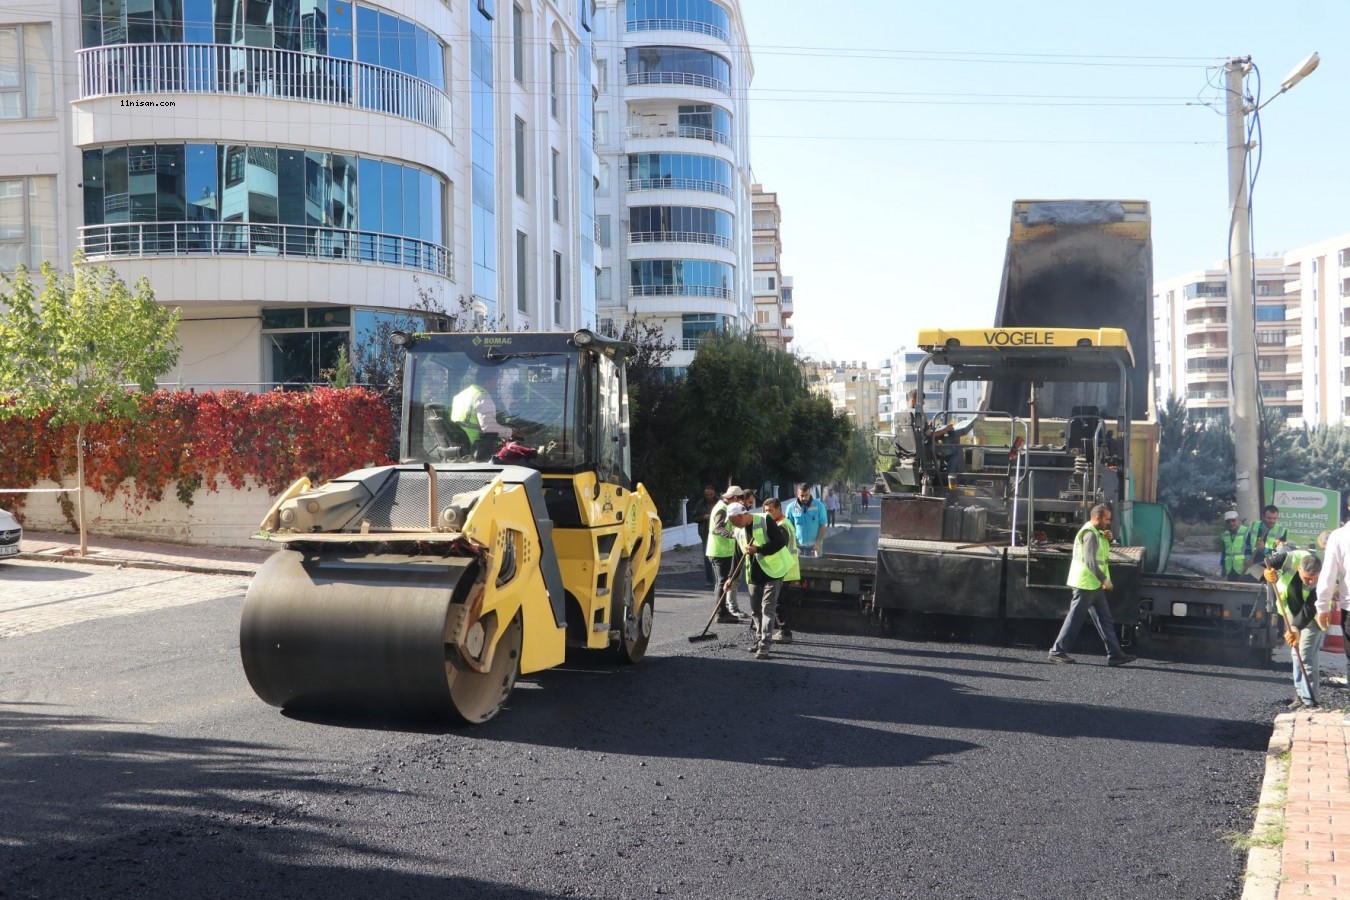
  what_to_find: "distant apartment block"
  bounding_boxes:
[750,183,792,349]
[1154,234,1350,427]
[593,0,757,372]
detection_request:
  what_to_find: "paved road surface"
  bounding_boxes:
[0,556,1292,899]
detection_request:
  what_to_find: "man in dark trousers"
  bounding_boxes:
[691,485,717,586]
[724,501,793,659]
[1048,504,1136,667]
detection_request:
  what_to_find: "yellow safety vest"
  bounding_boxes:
[735,514,794,581]
[1273,550,1314,619]
[1221,525,1250,576]
[450,384,486,443]
[706,498,736,558]
[1065,522,1110,590]
[776,517,801,581]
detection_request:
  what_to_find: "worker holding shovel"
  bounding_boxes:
[1265,548,1325,710]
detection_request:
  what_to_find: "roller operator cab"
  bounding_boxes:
[240,329,662,724]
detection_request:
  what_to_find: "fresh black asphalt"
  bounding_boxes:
[0,544,1296,899]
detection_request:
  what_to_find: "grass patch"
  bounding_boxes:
[1226,821,1287,851]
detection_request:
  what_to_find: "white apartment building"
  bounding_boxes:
[749,183,791,349]
[1153,257,1306,425]
[0,0,600,388]
[881,349,982,429]
[591,0,756,371]
[1283,234,1350,426]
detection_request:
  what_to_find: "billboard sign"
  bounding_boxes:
[1264,477,1339,551]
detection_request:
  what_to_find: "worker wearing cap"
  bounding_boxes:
[706,486,750,624]
[1218,511,1252,582]
[1048,504,1135,667]
[725,502,793,659]
[1265,549,1324,709]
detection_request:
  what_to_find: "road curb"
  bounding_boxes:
[1240,713,1294,900]
[15,550,256,579]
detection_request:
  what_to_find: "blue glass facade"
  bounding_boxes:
[628,153,732,194]
[626,0,729,39]
[470,1,497,319]
[629,206,734,245]
[626,46,730,92]
[81,1,446,89]
[630,259,734,298]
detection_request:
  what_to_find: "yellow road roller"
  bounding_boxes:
[240,329,662,723]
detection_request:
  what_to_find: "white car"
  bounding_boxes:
[0,508,21,559]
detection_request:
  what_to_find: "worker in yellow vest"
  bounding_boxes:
[1218,511,1251,582]
[706,486,750,623]
[1048,504,1136,667]
[763,496,800,645]
[1265,549,1324,709]
[450,367,512,459]
[724,502,793,659]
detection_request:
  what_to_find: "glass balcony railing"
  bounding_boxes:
[79,221,453,279]
[625,124,733,147]
[627,18,729,41]
[78,44,451,135]
[630,283,733,300]
[626,71,729,94]
[629,230,733,250]
[627,177,732,197]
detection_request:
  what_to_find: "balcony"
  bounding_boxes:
[625,123,733,149]
[627,177,732,198]
[626,18,729,42]
[1185,316,1226,334]
[782,323,794,341]
[781,296,793,317]
[1186,343,1229,356]
[1185,369,1227,384]
[77,43,451,136]
[627,71,729,95]
[79,221,453,279]
[629,283,733,301]
[629,231,733,250]
[1285,278,1303,294]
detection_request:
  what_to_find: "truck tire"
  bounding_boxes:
[609,557,653,664]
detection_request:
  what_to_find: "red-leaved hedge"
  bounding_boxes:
[0,388,396,521]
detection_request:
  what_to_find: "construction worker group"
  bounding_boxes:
[704,483,830,660]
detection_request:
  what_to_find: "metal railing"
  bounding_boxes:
[625,124,733,147]
[630,283,733,299]
[79,221,454,279]
[626,71,729,94]
[629,230,732,249]
[626,18,730,41]
[627,177,732,197]
[78,43,452,135]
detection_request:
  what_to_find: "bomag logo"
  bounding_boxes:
[473,336,514,347]
[982,330,1055,346]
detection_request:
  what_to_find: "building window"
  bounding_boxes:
[597,266,611,303]
[550,45,560,119]
[551,149,561,222]
[754,309,770,325]
[596,59,608,93]
[594,110,609,145]
[597,215,611,248]
[553,251,564,323]
[262,306,352,387]
[516,230,528,313]
[512,4,525,83]
[0,24,54,120]
[681,312,728,350]
[0,175,57,271]
[514,116,527,198]
[957,398,968,409]
[753,274,776,293]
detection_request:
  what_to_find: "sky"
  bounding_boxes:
[735,0,1350,366]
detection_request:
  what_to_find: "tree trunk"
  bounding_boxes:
[77,423,87,557]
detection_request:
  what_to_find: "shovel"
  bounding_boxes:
[688,554,747,643]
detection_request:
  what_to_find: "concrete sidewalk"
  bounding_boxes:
[17,530,269,576]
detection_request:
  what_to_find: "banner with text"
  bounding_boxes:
[1264,477,1339,550]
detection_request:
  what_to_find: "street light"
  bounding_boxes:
[1223,52,1317,525]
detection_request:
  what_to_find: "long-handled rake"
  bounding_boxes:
[688,554,747,643]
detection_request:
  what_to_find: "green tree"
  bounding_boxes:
[0,260,180,554]
[1155,395,1235,521]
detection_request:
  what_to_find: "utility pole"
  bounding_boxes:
[1224,56,1261,525]
[1222,51,1319,525]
